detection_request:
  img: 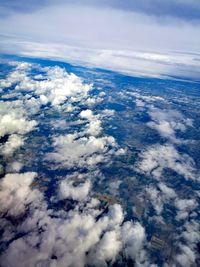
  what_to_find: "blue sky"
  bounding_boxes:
[0,0,200,79]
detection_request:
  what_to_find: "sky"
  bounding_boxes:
[0,0,200,79]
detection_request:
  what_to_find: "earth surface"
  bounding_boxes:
[0,55,200,267]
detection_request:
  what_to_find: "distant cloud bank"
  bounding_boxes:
[0,1,200,80]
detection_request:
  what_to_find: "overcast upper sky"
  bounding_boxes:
[0,0,200,79]
[1,0,200,21]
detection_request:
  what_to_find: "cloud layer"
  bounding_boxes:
[0,1,200,80]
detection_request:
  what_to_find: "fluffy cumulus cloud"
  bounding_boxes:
[0,101,37,138]
[121,221,146,261]
[0,98,37,164]
[0,172,38,216]
[46,104,122,168]
[46,133,117,168]
[147,107,193,142]
[0,171,146,267]
[0,134,24,156]
[33,67,92,106]
[59,179,91,201]
[174,217,200,266]
[1,63,92,107]
[175,198,198,220]
[80,109,102,136]
[176,245,196,267]
[130,91,193,143]
[145,186,164,215]
[137,144,196,180]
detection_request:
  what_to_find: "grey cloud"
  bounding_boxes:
[2,0,200,21]
[0,2,200,80]
[99,0,200,21]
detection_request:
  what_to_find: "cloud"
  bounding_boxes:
[0,62,92,108]
[143,183,177,216]
[175,245,196,266]
[1,0,200,21]
[0,172,38,216]
[59,179,91,201]
[121,221,146,261]
[147,107,193,142]
[0,1,200,80]
[158,182,176,199]
[137,144,196,180]
[175,198,197,220]
[181,220,200,246]
[145,187,164,215]
[0,134,24,156]
[46,132,118,169]
[0,171,146,267]
[88,229,121,265]
[17,66,92,107]
[174,218,200,266]
[80,109,102,136]
[109,180,122,196]
[0,101,37,138]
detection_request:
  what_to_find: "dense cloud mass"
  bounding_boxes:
[0,58,199,267]
[0,0,200,80]
[1,0,200,20]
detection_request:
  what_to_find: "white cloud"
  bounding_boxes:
[175,198,197,211]
[181,220,200,246]
[59,179,91,201]
[130,91,165,105]
[0,102,37,138]
[80,109,93,120]
[146,187,163,215]
[121,221,146,262]
[32,67,92,107]
[0,134,24,156]
[1,63,92,108]
[0,172,39,216]
[0,171,146,267]
[46,133,117,168]
[80,109,102,136]
[147,107,193,142]
[137,144,196,180]
[101,109,115,117]
[158,182,176,199]
[8,161,23,172]
[88,230,121,266]
[176,245,196,267]
[175,198,197,220]
[109,180,122,195]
